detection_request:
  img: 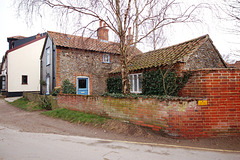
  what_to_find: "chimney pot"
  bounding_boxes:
[127,27,133,45]
[36,33,41,39]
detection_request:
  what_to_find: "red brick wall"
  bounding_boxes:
[180,68,240,137]
[57,94,199,138]
[57,68,240,138]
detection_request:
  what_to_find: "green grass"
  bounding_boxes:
[42,108,109,125]
[9,98,42,111]
[10,98,110,125]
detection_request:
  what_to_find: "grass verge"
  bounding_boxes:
[10,98,109,126]
[9,98,42,111]
[42,108,110,125]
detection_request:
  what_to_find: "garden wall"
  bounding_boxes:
[57,68,240,138]
[23,92,58,109]
[179,68,240,137]
[57,94,199,138]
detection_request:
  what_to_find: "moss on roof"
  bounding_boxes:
[110,34,209,73]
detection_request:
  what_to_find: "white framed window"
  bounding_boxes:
[46,47,50,65]
[129,73,142,93]
[22,75,28,85]
[103,54,110,63]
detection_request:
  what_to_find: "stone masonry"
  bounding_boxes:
[56,47,120,95]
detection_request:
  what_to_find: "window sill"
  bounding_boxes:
[102,62,111,64]
[130,91,142,94]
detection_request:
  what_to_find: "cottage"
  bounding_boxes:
[40,24,141,95]
[0,34,46,97]
[110,34,227,94]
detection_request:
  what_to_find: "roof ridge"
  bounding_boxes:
[145,34,209,54]
[47,30,142,55]
[110,34,211,73]
[47,30,118,44]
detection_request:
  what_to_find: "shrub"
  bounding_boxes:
[106,76,122,93]
[62,79,76,94]
[52,88,61,96]
[38,96,52,110]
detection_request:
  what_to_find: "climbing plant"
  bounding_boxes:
[106,76,122,93]
[107,69,192,96]
[142,69,192,96]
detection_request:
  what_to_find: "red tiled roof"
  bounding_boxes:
[47,31,142,55]
[110,35,210,73]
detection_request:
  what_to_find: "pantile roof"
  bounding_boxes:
[47,31,141,55]
[110,34,210,73]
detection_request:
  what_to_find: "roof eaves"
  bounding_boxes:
[6,35,46,55]
[206,36,228,68]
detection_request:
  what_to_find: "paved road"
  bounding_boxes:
[0,126,239,160]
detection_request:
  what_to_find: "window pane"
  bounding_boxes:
[129,73,142,93]
[78,79,87,88]
[134,75,137,92]
[104,55,108,62]
[22,75,28,84]
[46,77,50,94]
[2,81,5,89]
[103,54,110,63]
[46,48,50,65]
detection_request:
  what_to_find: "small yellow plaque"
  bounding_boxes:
[198,100,207,106]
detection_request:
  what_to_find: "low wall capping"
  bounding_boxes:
[188,68,240,72]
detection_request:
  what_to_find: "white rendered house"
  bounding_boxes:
[1,34,45,97]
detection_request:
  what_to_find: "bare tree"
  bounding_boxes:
[16,0,205,94]
[213,0,240,62]
[220,0,240,34]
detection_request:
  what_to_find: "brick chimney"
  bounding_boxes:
[126,27,133,45]
[97,21,109,41]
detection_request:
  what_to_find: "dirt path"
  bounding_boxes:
[0,98,240,151]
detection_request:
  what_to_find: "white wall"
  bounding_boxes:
[7,38,45,92]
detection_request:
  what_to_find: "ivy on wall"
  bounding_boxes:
[106,76,122,93]
[107,69,192,96]
[142,69,192,96]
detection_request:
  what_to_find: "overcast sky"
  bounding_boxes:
[1,0,240,63]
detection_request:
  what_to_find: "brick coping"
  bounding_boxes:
[186,68,240,72]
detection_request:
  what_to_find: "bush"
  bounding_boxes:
[62,79,76,94]
[39,96,52,110]
[52,88,61,96]
[106,76,122,93]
